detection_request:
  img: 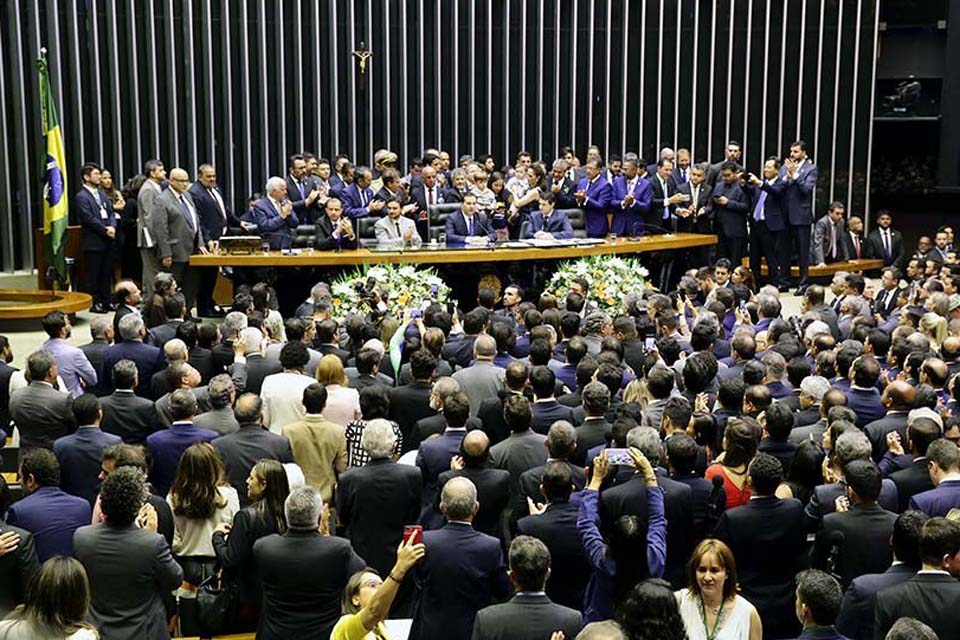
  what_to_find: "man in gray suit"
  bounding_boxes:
[137,160,166,300]
[151,167,210,313]
[472,536,582,640]
[374,199,418,244]
[192,373,239,436]
[490,395,548,495]
[9,350,75,451]
[452,335,505,417]
[811,201,849,266]
[74,466,182,640]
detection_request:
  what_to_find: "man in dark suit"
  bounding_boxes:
[150,168,209,312]
[517,461,591,611]
[0,342,19,436]
[340,165,385,220]
[241,176,300,250]
[842,215,866,260]
[545,159,579,210]
[285,153,323,221]
[811,460,897,587]
[0,518,39,617]
[211,393,293,504]
[872,267,904,318]
[8,350,75,451]
[145,389,218,496]
[100,313,166,398]
[708,161,751,267]
[75,162,118,313]
[314,197,359,251]
[745,158,790,290]
[416,392,472,519]
[790,570,849,640]
[863,210,906,270]
[228,328,281,395]
[875,517,960,640]
[146,293,186,348]
[74,466,183,640]
[389,349,437,449]
[529,366,574,434]
[478,364,528,447]
[111,280,142,342]
[610,157,653,237]
[666,433,726,541]
[410,477,511,640]
[315,319,351,365]
[445,193,495,244]
[574,159,613,238]
[780,140,818,293]
[80,317,113,395]
[435,431,511,537]
[521,192,575,240]
[188,164,238,316]
[52,393,122,505]
[705,140,743,186]
[863,380,915,461]
[811,202,849,267]
[489,395,548,495]
[336,419,422,584]
[713,453,806,639]
[409,165,445,241]
[835,510,925,640]
[648,158,690,236]
[889,416,940,511]
[846,356,886,428]
[99,359,163,444]
[518,421,586,505]
[255,485,366,640]
[6,449,91,562]
[572,382,612,465]
[472,535,582,640]
[910,438,960,516]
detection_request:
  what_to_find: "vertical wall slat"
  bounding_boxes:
[164,0,179,165]
[184,0,198,172]
[724,0,735,147]
[846,0,863,210]
[707,0,717,161]
[743,0,753,163]
[864,0,880,229]
[66,0,86,161]
[777,0,788,153]
[829,1,844,202]
[126,0,142,170]
[105,0,124,179]
[0,12,15,270]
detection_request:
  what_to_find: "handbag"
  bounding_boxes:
[195,570,239,635]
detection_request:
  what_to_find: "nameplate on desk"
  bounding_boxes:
[219,236,263,255]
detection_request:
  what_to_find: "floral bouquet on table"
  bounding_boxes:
[329,264,452,323]
[546,255,650,313]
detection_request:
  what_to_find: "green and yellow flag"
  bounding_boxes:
[37,51,68,282]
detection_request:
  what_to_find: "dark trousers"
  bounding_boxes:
[750,223,788,287]
[83,249,114,306]
[789,223,812,286]
[196,267,219,314]
[719,231,747,271]
[170,261,199,314]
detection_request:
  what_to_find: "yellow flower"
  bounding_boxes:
[606,298,615,306]
[333,298,342,307]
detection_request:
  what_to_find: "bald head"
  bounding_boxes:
[163,338,188,363]
[884,380,917,410]
[943,336,960,360]
[474,334,497,360]
[440,476,478,521]
[462,430,490,465]
[169,168,190,194]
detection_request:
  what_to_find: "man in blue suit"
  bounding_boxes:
[745,158,789,290]
[53,393,121,505]
[445,193,495,244]
[521,193,574,240]
[340,166,385,219]
[240,176,300,250]
[910,439,960,516]
[410,476,510,640]
[845,356,886,427]
[99,313,166,398]
[780,140,818,294]
[574,159,612,238]
[285,153,323,222]
[709,161,751,268]
[75,163,117,313]
[188,164,239,317]
[789,570,851,640]
[610,157,653,237]
[6,449,91,562]
[416,391,472,519]
[145,388,218,496]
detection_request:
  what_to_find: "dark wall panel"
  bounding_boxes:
[0,0,878,272]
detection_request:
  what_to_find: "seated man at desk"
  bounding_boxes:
[374,199,418,245]
[315,197,358,250]
[242,176,300,249]
[521,192,573,240]
[445,193,496,245]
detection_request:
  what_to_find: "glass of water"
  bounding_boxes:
[306,238,315,255]
[261,241,270,255]
[609,232,618,244]
[439,232,447,246]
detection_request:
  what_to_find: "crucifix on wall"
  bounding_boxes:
[353,41,373,78]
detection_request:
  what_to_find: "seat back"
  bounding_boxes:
[560,208,588,239]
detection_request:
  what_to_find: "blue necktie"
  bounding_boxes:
[753,191,767,221]
[297,180,305,199]
[179,195,195,231]
[469,217,475,237]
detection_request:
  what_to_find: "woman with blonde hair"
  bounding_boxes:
[0,556,98,639]
[675,539,762,640]
[316,354,361,427]
[920,311,948,352]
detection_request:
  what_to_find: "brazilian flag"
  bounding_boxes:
[37,51,68,282]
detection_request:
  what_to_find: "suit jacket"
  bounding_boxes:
[0,524,38,617]
[803,481,900,531]
[875,572,960,640]
[41,337,98,399]
[100,389,163,443]
[846,387,887,428]
[648,173,676,230]
[100,339,166,398]
[76,186,117,252]
[811,215,849,264]
[477,390,522,447]
[453,362,506,417]
[544,174,579,209]
[389,381,436,450]
[5,486,91,561]
[280,415,345,504]
[516,501,591,611]
[779,160,818,226]
[336,458,422,577]
[490,430,549,492]
[241,196,300,250]
[9,381,75,450]
[518,462,586,507]
[286,174,320,218]
[811,503,897,587]
[151,188,204,262]
[74,523,183,640]
[746,177,789,233]
[0,361,16,437]
[611,174,653,220]
[411,522,510,640]
[572,418,612,466]
[521,210,574,239]
[909,478,960,517]
[675,180,713,233]
[417,429,468,514]
[136,179,163,248]
[890,458,934,512]
[193,406,241,436]
[843,230,866,260]
[314,214,359,251]
[230,353,282,395]
[530,399,575,435]
[80,340,110,395]
[146,422,219,497]
[863,227,906,270]
[871,286,903,318]
[443,334,478,369]
[434,466,512,536]
[146,319,183,349]
[471,593,582,640]
[53,426,122,504]
[577,176,613,236]
[713,496,806,634]
[864,412,909,463]
[339,182,377,219]
[112,304,138,342]
[708,179,751,239]
[835,564,915,640]
[187,182,237,240]
[374,214,418,242]
[254,529,366,640]
[445,210,496,244]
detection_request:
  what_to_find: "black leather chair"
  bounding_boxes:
[560,209,588,239]
[292,225,316,248]
[428,203,463,241]
[357,217,378,241]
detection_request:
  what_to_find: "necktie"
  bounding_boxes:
[883,231,891,259]
[753,191,767,221]
[468,217,475,237]
[830,224,837,260]
[853,234,861,259]
[210,188,226,222]
[428,188,434,205]
[682,169,687,183]
[395,221,401,237]
[360,188,367,207]
[661,180,669,219]
[297,180,305,199]
[179,195,195,231]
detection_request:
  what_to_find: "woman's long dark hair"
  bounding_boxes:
[4,556,95,637]
[252,459,290,534]
[616,578,688,640]
[609,515,650,607]
[785,440,825,505]
[169,442,227,519]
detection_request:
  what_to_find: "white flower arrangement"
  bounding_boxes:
[546,255,650,312]
[329,264,451,322]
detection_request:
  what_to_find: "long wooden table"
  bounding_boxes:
[190,233,718,267]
